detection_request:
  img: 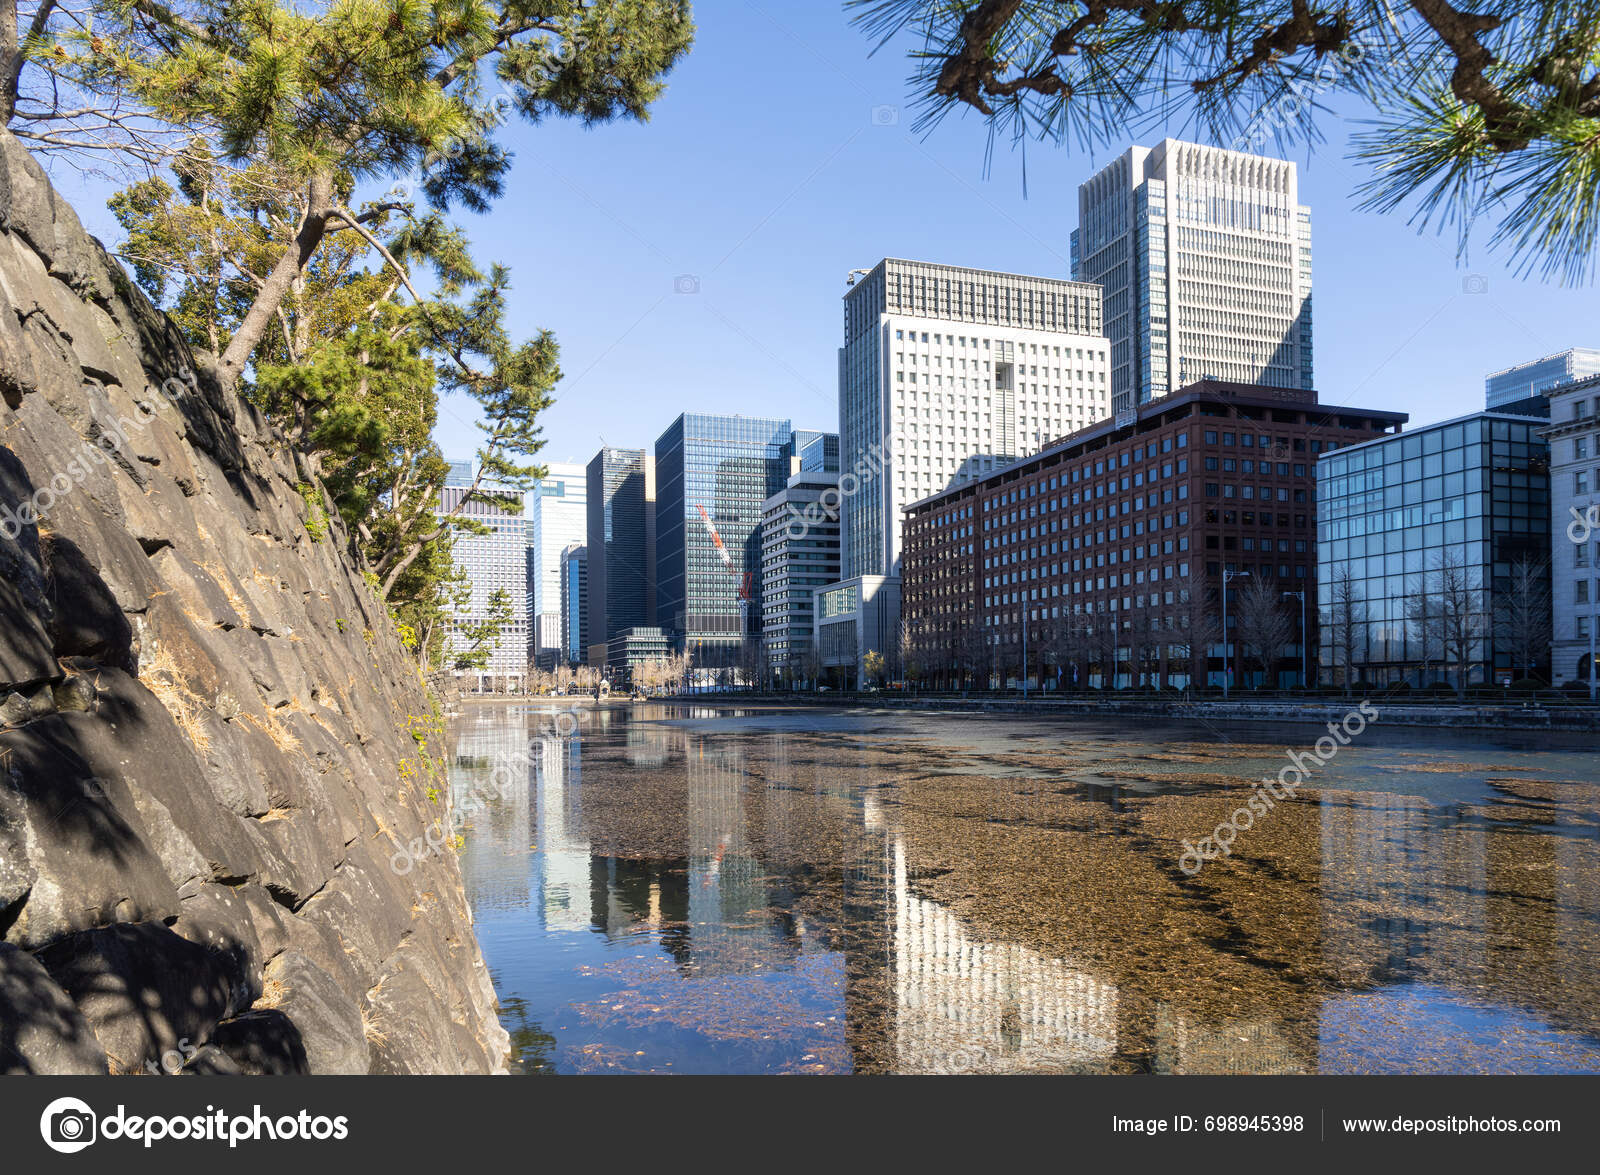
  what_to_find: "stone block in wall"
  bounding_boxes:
[0,718,178,950]
[34,922,241,1073]
[0,942,109,1074]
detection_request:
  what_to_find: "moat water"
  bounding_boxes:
[449,702,1600,1074]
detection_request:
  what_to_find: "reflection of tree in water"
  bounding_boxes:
[497,992,558,1075]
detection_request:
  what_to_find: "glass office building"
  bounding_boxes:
[1316,413,1550,687]
[1486,347,1600,414]
[790,429,840,474]
[1073,139,1313,412]
[559,542,587,666]
[585,448,655,665]
[655,414,795,670]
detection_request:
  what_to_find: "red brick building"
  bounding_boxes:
[900,381,1406,690]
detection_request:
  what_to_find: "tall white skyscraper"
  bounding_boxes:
[438,478,526,689]
[527,461,587,660]
[1072,139,1313,413]
[838,258,1108,580]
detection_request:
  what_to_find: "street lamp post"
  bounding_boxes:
[1222,569,1248,700]
[1022,603,1029,701]
[1282,590,1307,688]
[1590,612,1597,702]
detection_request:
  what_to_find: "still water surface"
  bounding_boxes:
[450,702,1600,1074]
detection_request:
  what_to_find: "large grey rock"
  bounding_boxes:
[206,1008,309,1075]
[43,533,134,668]
[63,674,265,885]
[0,133,56,259]
[34,922,240,1074]
[0,943,109,1074]
[0,718,178,949]
[260,950,369,1075]
[364,964,469,1076]
[170,883,265,1015]
[235,883,290,960]
[0,452,57,690]
[298,839,412,986]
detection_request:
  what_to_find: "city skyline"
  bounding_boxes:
[35,6,1594,517]
[388,5,1594,477]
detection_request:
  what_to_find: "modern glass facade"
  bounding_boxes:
[655,414,793,669]
[1485,347,1600,413]
[585,448,654,660]
[1316,413,1550,687]
[559,542,587,665]
[605,626,671,683]
[791,429,840,473]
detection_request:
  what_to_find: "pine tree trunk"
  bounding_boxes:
[217,170,335,390]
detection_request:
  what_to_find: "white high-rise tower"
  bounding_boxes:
[1072,139,1313,413]
[837,258,1108,581]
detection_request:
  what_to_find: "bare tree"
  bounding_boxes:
[798,644,823,692]
[1323,564,1368,694]
[1406,550,1487,697]
[1042,615,1081,691]
[1165,574,1222,690]
[1496,556,1552,682]
[1085,610,1122,690]
[899,620,928,690]
[954,621,990,691]
[1233,577,1295,690]
[738,636,766,691]
[1130,616,1164,688]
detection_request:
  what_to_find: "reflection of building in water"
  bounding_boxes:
[624,717,675,768]
[536,734,591,933]
[889,837,1118,1073]
[685,742,800,977]
[451,712,534,913]
[1153,1005,1306,1074]
[1318,793,1487,987]
[588,855,690,963]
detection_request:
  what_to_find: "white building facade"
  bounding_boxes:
[837,258,1109,584]
[439,482,527,690]
[527,461,588,661]
[1544,373,1600,688]
[1072,139,1313,413]
[760,470,841,684]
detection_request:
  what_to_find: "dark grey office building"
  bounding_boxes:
[585,447,655,667]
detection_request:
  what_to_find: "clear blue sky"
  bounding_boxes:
[52,1,1598,482]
